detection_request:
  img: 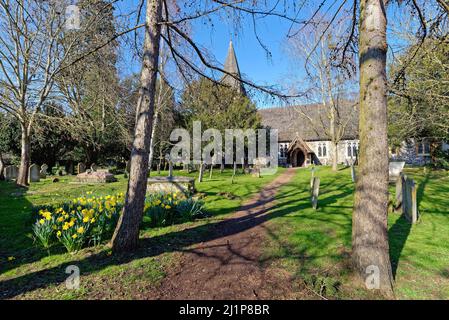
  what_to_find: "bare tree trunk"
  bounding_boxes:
[332,141,338,171]
[0,152,4,181]
[17,124,31,186]
[148,110,159,171]
[352,0,394,296]
[111,0,163,252]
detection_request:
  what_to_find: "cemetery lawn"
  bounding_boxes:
[0,168,284,299]
[261,166,449,299]
[1,166,448,299]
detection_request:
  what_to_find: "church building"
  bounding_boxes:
[221,40,448,167]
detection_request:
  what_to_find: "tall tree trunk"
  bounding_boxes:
[352,0,394,296]
[0,152,4,181]
[16,124,31,186]
[332,141,338,171]
[148,110,159,171]
[111,0,162,252]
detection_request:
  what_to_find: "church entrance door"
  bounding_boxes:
[291,149,305,167]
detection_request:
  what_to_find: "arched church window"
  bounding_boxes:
[318,145,322,157]
[322,144,327,157]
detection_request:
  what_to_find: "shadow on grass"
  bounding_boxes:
[0,169,333,299]
[388,215,412,279]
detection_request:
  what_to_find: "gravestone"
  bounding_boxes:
[250,166,261,178]
[402,175,418,223]
[40,164,49,178]
[198,163,204,183]
[4,166,12,181]
[168,161,173,178]
[28,164,40,183]
[66,162,74,175]
[90,163,97,172]
[351,164,356,183]
[157,164,161,174]
[231,162,237,184]
[395,173,404,211]
[389,161,405,183]
[220,162,224,174]
[77,163,86,174]
[310,167,315,191]
[209,164,213,180]
[311,177,320,210]
[4,165,18,181]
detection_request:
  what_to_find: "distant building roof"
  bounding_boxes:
[221,40,246,96]
[258,103,359,142]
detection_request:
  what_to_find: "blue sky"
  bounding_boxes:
[114,0,419,108]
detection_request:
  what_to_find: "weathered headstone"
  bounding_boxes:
[66,162,74,175]
[198,162,204,183]
[28,164,40,183]
[395,173,404,211]
[220,162,224,174]
[389,161,405,183]
[40,164,49,178]
[77,163,86,174]
[90,163,97,172]
[351,164,356,183]
[4,166,15,181]
[402,176,418,223]
[311,177,320,210]
[310,167,315,191]
[209,164,213,180]
[168,161,173,178]
[231,162,237,184]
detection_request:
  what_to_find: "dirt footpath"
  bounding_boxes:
[150,168,303,300]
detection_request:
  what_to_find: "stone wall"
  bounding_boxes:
[307,139,359,165]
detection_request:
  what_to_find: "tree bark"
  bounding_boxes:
[0,152,4,181]
[111,0,163,252]
[332,141,338,171]
[352,0,394,296]
[16,124,31,186]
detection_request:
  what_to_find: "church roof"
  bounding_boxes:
[258,103,359,142]
[221,40,246,95]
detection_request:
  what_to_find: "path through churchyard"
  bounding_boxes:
[148,168,298,299]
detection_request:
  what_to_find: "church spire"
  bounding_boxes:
[221,40,246,96]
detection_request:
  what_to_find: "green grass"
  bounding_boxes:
[0,168,284,299]
[1,165,448,299]
[261,166,449,299]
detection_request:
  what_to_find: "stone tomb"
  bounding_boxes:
[147,176,195,196]
[76,171,117,183]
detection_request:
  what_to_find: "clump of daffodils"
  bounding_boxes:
[144,192,206,227]
[32,192,125,252]
[32,191,206,253]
